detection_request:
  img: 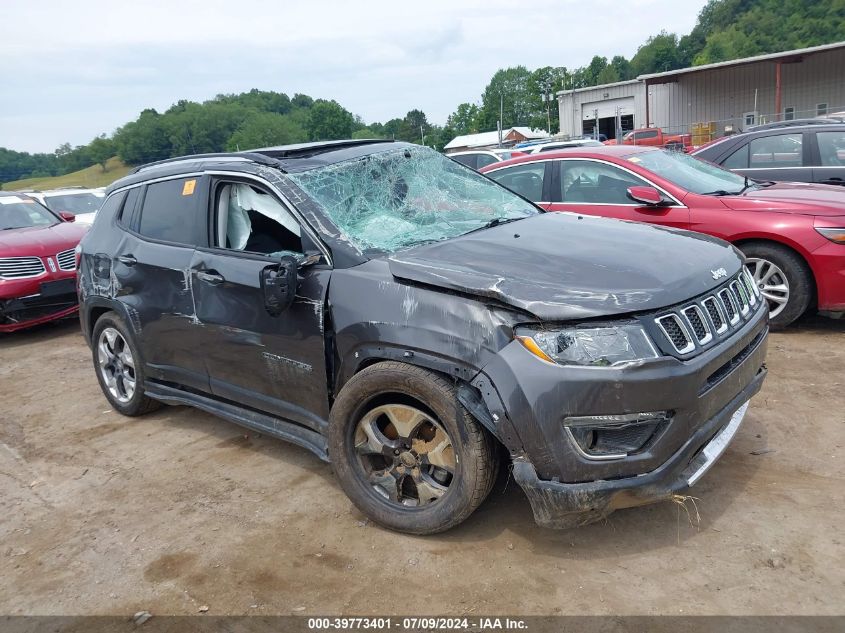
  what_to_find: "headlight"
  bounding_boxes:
[515,323,659,367]
[815,227,845,244]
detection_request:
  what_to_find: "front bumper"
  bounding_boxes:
[512,368,765,528]
[0,275,78,332]
[474,298,768,528]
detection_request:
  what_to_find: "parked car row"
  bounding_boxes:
[480,145,845,328]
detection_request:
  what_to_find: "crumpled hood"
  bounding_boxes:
[388,213,743,321]
[719,182,845,217]
[0,222,88,256]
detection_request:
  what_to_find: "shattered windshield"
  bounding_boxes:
[287,145,539,253]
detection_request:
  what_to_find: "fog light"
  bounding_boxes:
[564,411,671,461]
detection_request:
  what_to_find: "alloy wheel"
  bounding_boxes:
[353,403,456,507]
[746,257,790,319]
[97,327,136,404]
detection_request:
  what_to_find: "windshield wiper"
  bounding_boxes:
[463,216,525,235]
[701,189,741,196]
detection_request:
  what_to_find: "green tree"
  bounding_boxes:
[446,103,481,136]
[610,55,633,81]
[596,65,620,85]
[398,109,429,143]
[226,112,306,151]
[305,99,355,140]
[630,31,682,75]
[352,127,384,139]
[479,66,535,130]
[114,108,172,164]
[87,135,115,171]
[583,56,610,85]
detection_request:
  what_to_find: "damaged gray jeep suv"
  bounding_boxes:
[79,140,768,534]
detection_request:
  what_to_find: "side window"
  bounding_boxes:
[749,133,803,168]
[137,178,208,245]
[722,144,749,169]
[451,154,477,169]
[215,182,302,256]
[475,154,499,169]
[98,191,127,225]
[635,130,659,140]
[117,187,141,228]
[486,163,546,202]
[816,131,845,166]
[560,160,649,204]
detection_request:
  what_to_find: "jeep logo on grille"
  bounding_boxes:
[711,267,727,280]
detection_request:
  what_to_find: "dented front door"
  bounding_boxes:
[188,249,331,432]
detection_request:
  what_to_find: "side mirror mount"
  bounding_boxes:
[59,211,76,222]
[626,186,664,206]
[298,251,322,268]
[261,255,298,316]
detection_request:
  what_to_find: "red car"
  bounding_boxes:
[1,192,88,332]
[480,146,845,327]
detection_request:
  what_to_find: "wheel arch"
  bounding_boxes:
[732,235,818,304]
[82,298,138,347]
[336,351,523,454]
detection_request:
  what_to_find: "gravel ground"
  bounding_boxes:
[0,315,843,616]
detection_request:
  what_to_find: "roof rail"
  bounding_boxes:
[129,151,281,175]
[748,117,844,131]
[253,139,395,159]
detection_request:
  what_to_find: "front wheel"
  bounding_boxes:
[328,362,499,534]
[740,242,813,328]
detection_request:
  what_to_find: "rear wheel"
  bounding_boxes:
[740,242,813,328]
[92,312,160,416]
[328,362,498,534]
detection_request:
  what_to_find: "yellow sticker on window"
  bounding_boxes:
[182,179,197,196]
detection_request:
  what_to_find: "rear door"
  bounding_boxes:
[189,176,331,430]
[811,129,845,186]
[546,158,690,228]
[114,176,211,392]
[724,131,810,183]
[450,154,478,170]
[483,160,554,209]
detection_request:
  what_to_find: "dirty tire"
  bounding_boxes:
[328,361,499,535]
[739,241,813,329]
[91,311,161,417]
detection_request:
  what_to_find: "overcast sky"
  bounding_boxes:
[1,0,707,153]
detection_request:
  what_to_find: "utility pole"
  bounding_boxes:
[498,91,504,147]
[420,125,425,146]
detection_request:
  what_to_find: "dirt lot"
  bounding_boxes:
[1,316,843,616]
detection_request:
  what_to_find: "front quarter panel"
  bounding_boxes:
[329,259,524,392]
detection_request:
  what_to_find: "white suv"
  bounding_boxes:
[27,187,106,224]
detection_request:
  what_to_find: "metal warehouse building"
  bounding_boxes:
[557,41,845,141]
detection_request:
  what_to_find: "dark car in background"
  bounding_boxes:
[692,123,845,186]
[78,140,767,534]
[1,192,87,332]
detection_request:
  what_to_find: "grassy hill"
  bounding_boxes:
[1,157,131,191]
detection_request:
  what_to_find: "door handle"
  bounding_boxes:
[117,255,137,266]
[196,270,225,285]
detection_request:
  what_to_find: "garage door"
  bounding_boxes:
[582,97,635,121]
